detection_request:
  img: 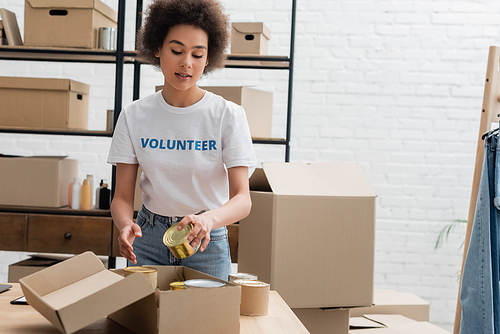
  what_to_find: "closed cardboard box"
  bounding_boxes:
[238,162,376,308]
[231,22,271,55]
[0,156,78,207]
[201,86,273,139]
[350,314,451,334]
[24,0,117,49]
[349,289,430,322]
[0,76,89,130]
[293,308,350,334]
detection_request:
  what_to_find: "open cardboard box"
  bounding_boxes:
[109,265,241,334]
[350,314,451,334]
[19,251,155,334]
[292,307,350,334]
[238,162,376,308]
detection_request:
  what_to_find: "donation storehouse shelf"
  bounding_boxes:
[0,0,298,270]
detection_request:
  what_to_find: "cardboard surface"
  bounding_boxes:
[8,257,61,283]
[109,266,241,334]
[24,0,117,48]
[19,252,155,334]
[0,8,23,45]
[238,162,376,308]
[349,289,430,321]
[231,22,271,55]
[350,314,451,334]
[156,85,273,139]
[292,308,349,334]
[0,156,78,207]
[0,76,89,130]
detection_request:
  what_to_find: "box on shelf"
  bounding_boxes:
[24,0,118,49]
[155,85,273,139]
[0,76,89,130]
[293,308,350,334]
[350,314,451,334]
[109,266,241,334]
[349,289,430,321]
[19,252,155,334]
[231,22,271,55]
[0,155,78,207]
[238,162,376,309]
[8,253,109,283]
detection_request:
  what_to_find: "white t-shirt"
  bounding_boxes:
[107,90,256,216]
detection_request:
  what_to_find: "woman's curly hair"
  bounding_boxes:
[137,0,230,75]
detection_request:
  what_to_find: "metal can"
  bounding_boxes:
[163,222,200,259]
[232,279,270,316]
[184,279,226,288]
[98,27,116,50]
[123,266,157,290]
[229,273,258,282]
[170,281,185,290]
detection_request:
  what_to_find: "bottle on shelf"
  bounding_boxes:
[71,177,81,210]
[86,174,95,209]
[68,179,74,209]
[81,177,92,210]
[98,179,111,210]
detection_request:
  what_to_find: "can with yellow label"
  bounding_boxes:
[163,222,200,259]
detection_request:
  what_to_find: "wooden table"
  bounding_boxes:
[0,284,309,334]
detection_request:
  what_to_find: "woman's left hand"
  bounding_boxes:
[177,214,215,252]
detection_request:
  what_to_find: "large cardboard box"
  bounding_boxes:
[24,0,117,49]
[19,252,155,334]
[350,289,430,321]
[156,85,273,139]
[0,76,89,130]
[292,308,350,334]
[350,314,451,334]
[231,22,271,55]
[109,266,241,334]
[201,86,273,138]
[238,162,376,308]
[0,155,78,207]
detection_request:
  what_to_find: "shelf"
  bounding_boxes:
[0,205,111,217]
[252,137,286,145]
[0,126,113,137]
[0,45,135,64]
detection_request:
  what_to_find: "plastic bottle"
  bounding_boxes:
[68,179,73,209]
[86,174,95,209]
[98,179,111,210]
[71,177,81,210]
[81,177,92,210]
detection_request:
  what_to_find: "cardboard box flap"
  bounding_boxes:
[360,314,452,334]
[350,316,387,329]
[26,0,117,22]
[0,77,89,94]
[255,162,375,196]
[233,22,271,39]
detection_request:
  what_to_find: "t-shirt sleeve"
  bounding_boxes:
[221,106,257,172]
[107,111,138,165]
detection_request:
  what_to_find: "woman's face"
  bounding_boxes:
[156,24,209,94]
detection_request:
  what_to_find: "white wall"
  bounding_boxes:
[1,0,495,331]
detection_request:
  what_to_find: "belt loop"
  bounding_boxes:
[149,211,154,227]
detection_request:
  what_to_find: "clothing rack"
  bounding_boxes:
[453,45,500,334]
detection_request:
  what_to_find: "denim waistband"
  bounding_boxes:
[139,205,206,225]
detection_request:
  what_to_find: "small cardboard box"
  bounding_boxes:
[231,22,271,55]
[109,266,241,334]
[350,314,452,334]
[19,252,155,334]
[8,253,109,283]
[0,155,78,207]
[0,76,89,130]
[349,289,430,321]
[24,0,117,49]
[293,308,350,334]
[238,162,376,309]
[200,86,273,139]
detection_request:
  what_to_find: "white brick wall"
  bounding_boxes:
[0,0,496,331]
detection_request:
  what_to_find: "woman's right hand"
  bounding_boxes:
[119,223,142,264]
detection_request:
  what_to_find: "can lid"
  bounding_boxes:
[232,279,269,287]
[229,273,258,280]
[123,266,157,274]
[184,279,226,288]
[163,222,193,246]
[170,281,185,288]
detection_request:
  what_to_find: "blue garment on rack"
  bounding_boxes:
[460,135,500,334]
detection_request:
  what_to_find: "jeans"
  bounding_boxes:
[129,205,231,281]
[460,135,500,334]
